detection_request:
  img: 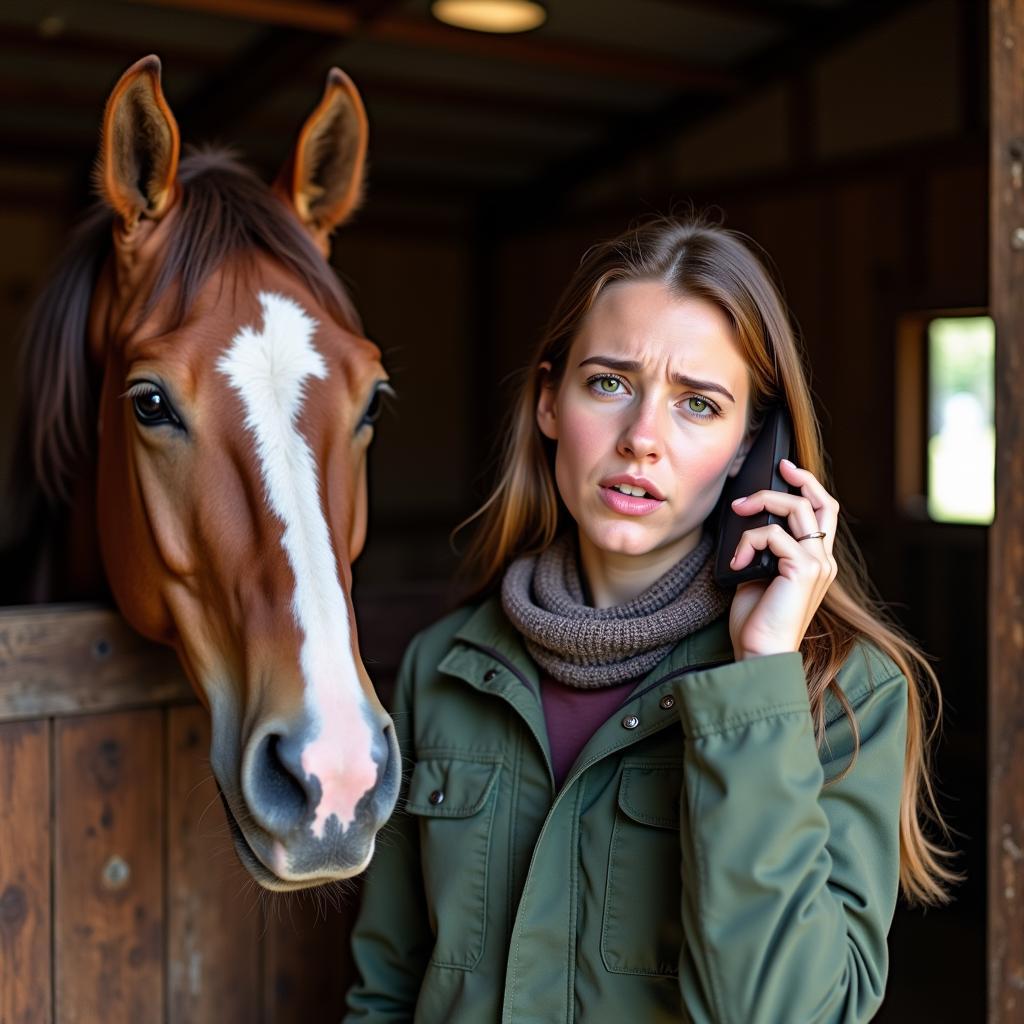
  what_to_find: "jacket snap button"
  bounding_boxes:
[659,694,676,710]
[428,789,445,805]
[621,714,640,730]
[483,668,498,682]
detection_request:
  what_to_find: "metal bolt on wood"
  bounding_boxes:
[102,855,130,890]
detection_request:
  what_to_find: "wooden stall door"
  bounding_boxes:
[0,588,439,1022]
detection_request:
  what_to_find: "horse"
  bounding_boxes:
[8,56,400,890]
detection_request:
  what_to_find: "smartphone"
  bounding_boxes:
[713,405,796,587]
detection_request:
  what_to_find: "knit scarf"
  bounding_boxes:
[501,532,729,688]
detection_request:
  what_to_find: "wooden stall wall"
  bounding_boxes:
[988,0,1024,1016]
[0,590,441,1024]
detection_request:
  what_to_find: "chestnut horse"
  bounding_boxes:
[12,57,399,889]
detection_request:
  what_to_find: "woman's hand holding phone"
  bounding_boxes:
[727,458,840,661]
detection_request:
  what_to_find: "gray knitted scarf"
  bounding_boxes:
[501,532,729,688]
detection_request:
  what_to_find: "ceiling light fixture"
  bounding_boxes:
[430,0,547,34]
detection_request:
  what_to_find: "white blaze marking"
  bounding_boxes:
[218,292,376,844]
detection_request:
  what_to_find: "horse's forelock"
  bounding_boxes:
[147,148,362,335]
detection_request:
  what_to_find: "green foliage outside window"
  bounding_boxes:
[927,316,994,524]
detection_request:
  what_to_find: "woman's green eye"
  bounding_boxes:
[600,378,620,393]
[688,396,708,413]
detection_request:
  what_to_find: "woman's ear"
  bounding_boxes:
[536,362,559,441]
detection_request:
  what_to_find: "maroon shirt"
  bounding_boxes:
[539,674,638,788]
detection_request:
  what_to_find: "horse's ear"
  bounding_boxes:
[276,68,368,251]
[98,55,180,233]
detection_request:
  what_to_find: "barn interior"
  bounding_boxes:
[0,0,990,1020]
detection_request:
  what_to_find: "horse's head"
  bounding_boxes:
[80,57,398,888]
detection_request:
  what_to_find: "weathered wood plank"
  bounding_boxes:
[0,720,52,1024]
[54,711,165,1024]
[263,886,360,1022]
[989,1,1024,1020]
[0,585,447,723]
[0,605,193,722]
[166,705,262,1024]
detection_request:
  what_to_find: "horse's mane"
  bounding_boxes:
[13,148,362,512]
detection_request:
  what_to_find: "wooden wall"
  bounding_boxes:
[0,590,440,1024]
[987,0,1024,1016]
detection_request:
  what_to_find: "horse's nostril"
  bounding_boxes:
[372,723,401,821]
[248,732,311,836]
[242,719,397,847]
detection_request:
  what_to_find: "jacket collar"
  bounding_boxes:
[439,593,735,696]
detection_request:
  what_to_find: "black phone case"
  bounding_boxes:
[713,407,796,587]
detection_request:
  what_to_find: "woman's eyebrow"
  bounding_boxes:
[578,355,736,404]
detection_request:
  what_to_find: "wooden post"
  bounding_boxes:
[989,1,1024,1020]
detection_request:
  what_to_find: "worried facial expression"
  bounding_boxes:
[537,279,753,587]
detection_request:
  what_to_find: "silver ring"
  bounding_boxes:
[797,531,826,542]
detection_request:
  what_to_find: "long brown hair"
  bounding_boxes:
[458,215,957,905]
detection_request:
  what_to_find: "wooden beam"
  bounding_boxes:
[488,0,930,229]
[988,2,1024,1020]
[0,81,565,162]
[0,121,542,190]
[0,24,222,71]
[2,53,628,129]
[368,15,734,91]
[654,0,819,30]
[129,0,739,91]
[504,134,985,232]
[348,70,629,125]
[0,606,193,722]
[175,0,407,139]
[0,64,619,131]
[0,589,448,723]
[132,0,359,34]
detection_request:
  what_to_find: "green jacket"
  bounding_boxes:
[345,596,907,1024]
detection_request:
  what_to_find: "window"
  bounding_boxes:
[926,316,994,524]
[895,311,994,525]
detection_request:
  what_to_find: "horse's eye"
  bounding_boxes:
[131,387,177,427]
[363,390,382,425]
[359,382,394,431]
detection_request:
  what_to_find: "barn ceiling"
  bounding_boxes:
[0,0,911,229]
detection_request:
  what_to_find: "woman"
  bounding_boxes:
[344,216,956,1023]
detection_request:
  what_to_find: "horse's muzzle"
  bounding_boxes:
[224,712,400,887]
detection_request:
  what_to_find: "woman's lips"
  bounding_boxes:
[598,485,665,516]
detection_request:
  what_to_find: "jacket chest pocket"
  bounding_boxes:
[601,763,683,977]
[406,756,502,970]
